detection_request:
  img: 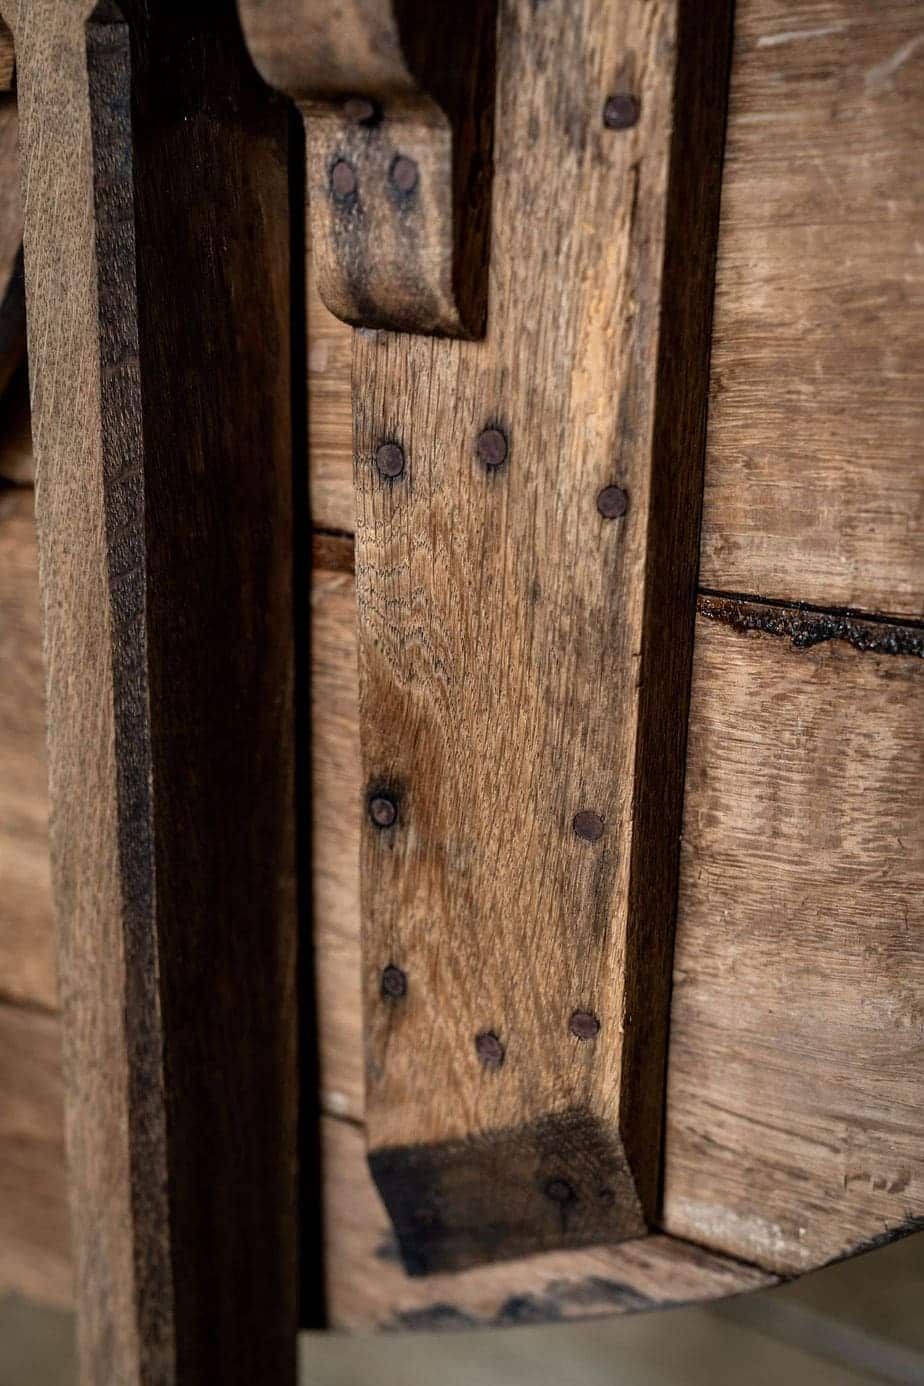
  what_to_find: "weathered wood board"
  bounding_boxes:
[2,533,922,1318]
[309,553,923,1308]
[0,487,55,1011]
[665,607,924,1273]
[307,0,924,625]
[0,1003,71,1309]
[4,4,299,1382]
[699,0,924,617]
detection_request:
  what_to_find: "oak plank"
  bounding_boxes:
[351,0,732,1274]
[0,1003,71,1310]
[5,2,298,1379]
[664,609,924,1273]
[0,487,55,1011]
[699,0,924,616]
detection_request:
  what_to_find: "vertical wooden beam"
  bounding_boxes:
[353,0,733,1273]
[3,1,297,1380]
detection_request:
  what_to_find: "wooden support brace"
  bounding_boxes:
[239,0,496,338]
[5,1,297,1380]
[349,0,733,1275]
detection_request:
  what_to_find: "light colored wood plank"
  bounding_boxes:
[6,2,298,1380]
[307,264,353,534]
[320,1115,774,1331]
[0,486,55,1010]
[350,0,731,1274]
[699,0,924,616]
[664,608,924,1273]
[0,1003,71,1310]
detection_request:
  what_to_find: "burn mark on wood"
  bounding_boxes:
[697,592,924,657]
[368,1106,645,1276]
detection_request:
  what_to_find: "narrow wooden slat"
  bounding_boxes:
[0,486,55,1011]
[0,1003,71,1310]
[352,0,732,1273]
[4,2,297,1379]
[699,0,924,616]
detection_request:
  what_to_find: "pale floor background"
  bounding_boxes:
[2,1234,923,1385]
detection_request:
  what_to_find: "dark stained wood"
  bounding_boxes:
[349,0,732,1273]
[699,0,924,617]
[3,1,298,1379]
[240,0,496,338]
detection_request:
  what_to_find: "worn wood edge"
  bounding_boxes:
[322,1115,778,1331]
[238,0,496,338]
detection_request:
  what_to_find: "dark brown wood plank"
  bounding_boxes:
[3,1,298,1379]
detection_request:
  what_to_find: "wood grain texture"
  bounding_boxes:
[5,1,297,1379]
[664,613,924,1274]
[304,0,924,622]
[0,1004,71,1310]
[320,1115,776,1330]
[308,550,923,1319]
[0,486,55,1011]
[699,0,924,617]
[240,0,496,338]
[307,256,353,533]
[352,0,732,1273]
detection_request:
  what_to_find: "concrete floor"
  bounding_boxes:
[4,1234,923,1385]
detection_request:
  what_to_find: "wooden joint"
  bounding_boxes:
[238,0,496,338]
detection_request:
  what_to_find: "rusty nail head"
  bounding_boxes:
[390,155,419,194]
[381,965,407,1000]
[477,427,508,468]
[545,1177,575,1204]
[572,810,604,842]
[604,94,641,130]
[375,442,405,479]
[597,485,628,519]
[344,95,377,124]
[475,1031,505,1068]
[570,1009,601,1041]
[369,793,398,827]
[330,158,357,198]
